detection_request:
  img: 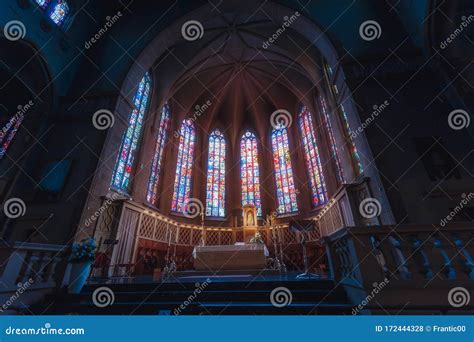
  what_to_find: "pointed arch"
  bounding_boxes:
[146,102,171,205]
[111,72,152,192]
[205,129,226,217]
[297,106,328,207]
[171,119,196,213]
[240,131,262,216]
[271,125,298,215]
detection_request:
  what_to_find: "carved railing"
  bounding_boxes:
[313,178,383,237]
[324,224,474,311]
[98,200,323,275]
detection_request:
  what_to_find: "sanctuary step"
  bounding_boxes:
[28,274,354,315]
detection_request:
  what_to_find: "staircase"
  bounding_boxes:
[29,277,353,315]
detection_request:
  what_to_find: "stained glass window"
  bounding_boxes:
[240,131,262,217]
[271,125,298,215]
[35,0,51,9]
[111,72,152,192]
[340,103,363,175]
[171,119,196,214]
[49,0,69,26]
[298,106,328,207]
[0,112,25,159]
[205,129,226,217]
[146,103,171,205]
[319,96,344,183]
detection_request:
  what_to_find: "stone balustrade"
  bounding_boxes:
[0,242,68,313]
[324,224,474,313]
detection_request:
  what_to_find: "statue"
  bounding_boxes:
[242,204,258,242]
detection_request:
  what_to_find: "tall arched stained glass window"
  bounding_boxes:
[171,119,196,214]
[240,131,262,217]
[205,129,226,217]
[49,0,69,26]
[319,96,344,183]
[111,72,152,192]
[298,106,328,207]
[146,103,171,205]
[271,125,298,215]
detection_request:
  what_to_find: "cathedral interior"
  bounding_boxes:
[0,0,473,316]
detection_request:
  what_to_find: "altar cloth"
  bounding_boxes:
[192,244,269,271]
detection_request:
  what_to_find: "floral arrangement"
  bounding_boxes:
[69,237,97,263]
[250,232,264,244]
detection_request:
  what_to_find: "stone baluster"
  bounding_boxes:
[453,235,474,279]
[22,252,41,284]
[0,249,26,289]
[388,236,411,280]
[411,236,433,279]
[433,237,456,279]
[369,236,389,277]
[37,252,53,284]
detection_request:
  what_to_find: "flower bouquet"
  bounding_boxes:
[249,232,264,244]
[68,237,97,294]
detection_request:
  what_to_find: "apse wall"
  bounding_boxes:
[0,0,472,246]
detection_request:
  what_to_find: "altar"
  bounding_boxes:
[193,244,269,271]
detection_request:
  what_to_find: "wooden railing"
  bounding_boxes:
[94,200,323,276]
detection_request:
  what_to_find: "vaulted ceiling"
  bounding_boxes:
[152,9,326,142]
